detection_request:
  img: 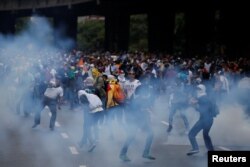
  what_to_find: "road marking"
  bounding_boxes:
[161,121,169,126]
[55,122,61,127]
[79,166,86,167]
[162,142,169,145]
[61,133,69,139]
[69,146,79,155]
[217,146,232,151]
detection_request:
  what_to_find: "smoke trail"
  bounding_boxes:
[0,15,76,167]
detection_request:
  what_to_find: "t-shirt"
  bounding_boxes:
[44,86,63,99]
[124,79,141,99]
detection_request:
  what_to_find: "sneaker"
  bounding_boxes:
[119,155,131,162]
[167,125,173,133]
[88,144,96,152]
[142,154,156,160]
[186,149,199,156]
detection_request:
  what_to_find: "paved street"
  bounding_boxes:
[1,96,250,167]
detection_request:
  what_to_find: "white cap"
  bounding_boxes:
[108,75,115,80]
[196,78,202,84]
[49,79,56,87]
[83,77,94,86]
[78,90,87,98]
[197,84,206,91]
[118,75,126,83]
[197,84,206,98]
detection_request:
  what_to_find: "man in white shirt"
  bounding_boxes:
[32,79,63,131]
[120,71,156,162]
[123,71,141,100]
[219,71,229,94]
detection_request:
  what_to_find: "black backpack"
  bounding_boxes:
[210,100,220,117]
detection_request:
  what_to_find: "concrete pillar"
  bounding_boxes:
[0,12,16,35]
[53,13,77,49]
[105,13,130,52]
[185,8,215,57]
[148,9,175,54]
[217,8,250,58]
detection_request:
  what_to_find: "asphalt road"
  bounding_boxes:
[1,98,250,167]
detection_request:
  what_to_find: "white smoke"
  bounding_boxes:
[0,15,249,167]
[0,15,75,167]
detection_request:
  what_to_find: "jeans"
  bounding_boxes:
[188,118,214,151]
[168,103,189,130]
[81,111,101,145]
[34,97,57,129]
[120,110,154,156]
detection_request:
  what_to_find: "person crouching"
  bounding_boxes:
[78,90,104,152]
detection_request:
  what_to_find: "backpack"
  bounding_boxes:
[113,83,126,104]
[210,100,220,117]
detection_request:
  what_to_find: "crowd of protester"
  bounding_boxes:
[0,49,250,161]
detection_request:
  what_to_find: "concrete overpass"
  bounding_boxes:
[0,0,249,57]
[0,0,92,11]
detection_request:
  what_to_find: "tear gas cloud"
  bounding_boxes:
[0,15,250,167]
[0,16,77,167]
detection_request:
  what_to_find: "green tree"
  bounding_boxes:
[174,13,186,55]
[77,18,105,51]
[129,14,148,52]
[15,17,30,34]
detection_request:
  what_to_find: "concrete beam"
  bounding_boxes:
[0,0,93,11]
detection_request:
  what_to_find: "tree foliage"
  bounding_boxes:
[15,14,187,53]
[15,17,30,34]
[174,13,186,55]
[129,14,148,52]
[77,18,105,51]
[77,15,148,52]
